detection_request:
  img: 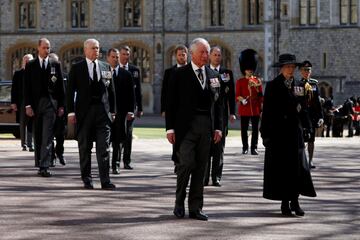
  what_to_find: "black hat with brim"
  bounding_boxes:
[272,53,300,67]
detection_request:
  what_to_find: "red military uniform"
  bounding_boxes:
[235,76,263,116]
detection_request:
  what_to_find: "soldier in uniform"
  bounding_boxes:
[235,49,263,155]
[296,61,323,168]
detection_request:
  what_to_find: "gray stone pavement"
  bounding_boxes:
[0,133,359,240]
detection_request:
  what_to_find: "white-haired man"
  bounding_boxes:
[165,38,223,221]
[67,39,116,190]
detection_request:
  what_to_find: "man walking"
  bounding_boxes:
[204,46,235,187]
[166,38,223,221]
[24,38,65,177]
[119,45,143,170]
[67,39,116,190]
[106,48,135,174]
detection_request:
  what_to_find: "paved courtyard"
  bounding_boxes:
[0,134,359,240]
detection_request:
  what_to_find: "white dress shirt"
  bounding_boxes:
[86,58,100,81]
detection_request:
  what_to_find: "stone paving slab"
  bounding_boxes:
[0,136,359,240]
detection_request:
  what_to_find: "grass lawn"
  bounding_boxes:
[133,127,241,139]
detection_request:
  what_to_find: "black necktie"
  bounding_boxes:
[113,69,116,79]
[93,61,98,82]
[42,59,46,71]
[197,69,204,84]
[214,68,218,72]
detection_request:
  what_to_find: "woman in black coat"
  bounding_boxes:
[260,54,316,216]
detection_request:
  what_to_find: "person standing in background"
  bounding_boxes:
[236,49,263,155]
[11,54,34,152]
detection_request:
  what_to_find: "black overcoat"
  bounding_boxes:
[260,74,316,200]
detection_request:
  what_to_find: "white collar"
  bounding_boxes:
[86,58,98,64]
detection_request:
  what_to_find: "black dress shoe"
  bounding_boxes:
[281,201,293,216]
[28,147,34,152]
[112,168,120,174]
[84,182,94,189]
[101,182,116,190]
[173,206,185,218]
[38,169,52,177]
[58,156,66,166]
[22,146,27,151]
[251,149,259,155]
[189,210,208,221]
[212,180,221,187]
[124,164,133,170]
[290,200,305,216]
[242,149,248,154]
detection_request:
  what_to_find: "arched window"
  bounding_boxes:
[60,46,84,74]
[10,46,37,75]
[17,0,37,29]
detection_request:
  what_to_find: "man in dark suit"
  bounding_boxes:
[204,46,236,187]
[106,48,135,174]
[24,38,65,177]
[11,54,34,152]
[119,45,143,170]
[161,44,188,171]
[161,44,188,116]
[67,39,116,190]
[49,53,66,166]
[166,38,223,221]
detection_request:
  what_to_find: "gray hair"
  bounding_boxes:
[84,39,99,49]
[189,38,210,54]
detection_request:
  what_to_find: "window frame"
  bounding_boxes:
[16,0,38,30]
[247,0,263,26]
[299,0,317,26]
[69,0,89,29]
[121,0,142,28]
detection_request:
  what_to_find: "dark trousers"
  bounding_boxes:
[33,98,56,168]
[19,106,33,148]
[175,115,211,212]
[204,127,226,184]
[121,118,134,165]
[52,116,66,158]
[240,116,260,150]
[77,103,111,185]
[111,113,127,169]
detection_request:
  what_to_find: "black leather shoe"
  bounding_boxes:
[84,182,94,189]
[251,149,259,155]
[242,149,248,154]
[212,180,221,187]
[189,210,208,221]
[28,147,34,152]
[173,206,185,218]
[281,201,292,216]
[22,146,27,151]
[101,182,116,190]
[124,164,133,170]
[58,156,66,166]
[38,169,52,177]
[112,168,120,174]
[290,200,305,216]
